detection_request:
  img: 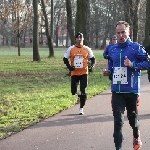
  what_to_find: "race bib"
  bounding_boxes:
[113,67,128,84]
[74,56,83,68]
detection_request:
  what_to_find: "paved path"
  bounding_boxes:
[0,74,150,150]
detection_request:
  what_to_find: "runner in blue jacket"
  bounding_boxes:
[108,38,150,93]
[107,21,150,150]
[103,35,117,59]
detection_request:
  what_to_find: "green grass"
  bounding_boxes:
[0,47,110,139]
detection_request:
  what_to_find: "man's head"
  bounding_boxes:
[75,32,84,46]
[111,35,117,44]
[116,21,130,43]
[75,32,84,39]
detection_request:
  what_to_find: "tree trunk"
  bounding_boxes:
[75,0,83,34]
[55,13,60,48]
[33,0,40,61]
[132,0,141,42]
[143,0,150,46]
[82,0,90,46]
[41,0,54,57]
[75,0,90,46]
[17,2,20,56]
[65,0,75,45]
[122,0,133,39]
[122,0,141,42]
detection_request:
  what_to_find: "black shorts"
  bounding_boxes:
[112,92,138,115]
[71,74,88,95]
[148,70,150,82]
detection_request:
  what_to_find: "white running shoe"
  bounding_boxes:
[79,108,84,115]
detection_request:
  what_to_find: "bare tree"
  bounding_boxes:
[143,0,150,46]
[33,0,40,61]
[122,0,141,41]
[82,0,90,46]
[75,0,90,46]
[16,0,21,56]
[65,0,75,45]
[1,0,147,49]
[0,0,32,55]
[41,0,54,57]
[75,0,83,33]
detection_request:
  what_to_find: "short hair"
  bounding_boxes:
[75,32,84,39]
[116,21,130,29]
[111,35,117,39]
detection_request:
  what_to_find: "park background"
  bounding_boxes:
[0,0,150,140]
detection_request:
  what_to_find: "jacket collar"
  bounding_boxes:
[117,38,132,48]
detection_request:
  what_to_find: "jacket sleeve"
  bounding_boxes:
[108,58,113,72]
[145,45,150,55]
[103,45,109,59]
[132,45,150,70]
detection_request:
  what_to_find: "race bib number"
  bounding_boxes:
[113,67,128,84]
[74,56,83,68]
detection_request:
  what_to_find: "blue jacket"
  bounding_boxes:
[108,38,150,93]
[103,43,116,59]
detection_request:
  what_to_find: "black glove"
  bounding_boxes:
[146,54,150,62]
[88,67,93,72]
[68,66,75,71]
[104,55,109,59]
[109,74,112,81]
[63,58,75,71]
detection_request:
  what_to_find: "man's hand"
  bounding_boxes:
[124,56,132,67]
[104,55,109,59]
[68,66,75,71]
[103,69,111,76]
[146,53,150,62]
[63,57,75,71]
[88,67,93,72]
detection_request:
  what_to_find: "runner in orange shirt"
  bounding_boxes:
[63,32,95,115]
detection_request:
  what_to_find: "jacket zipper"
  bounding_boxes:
[118,49,122,92]
[131,72,134,88]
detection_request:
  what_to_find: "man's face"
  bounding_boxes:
[111,38,117,44]
[116,24,130,43]
[75,37,83,45]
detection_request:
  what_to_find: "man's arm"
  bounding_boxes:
[63,46,75,71]
[85,46,96,72]
[145,45,150,55]
[63,57,75,71]
[103,45,110,59]
[125,45,150,70]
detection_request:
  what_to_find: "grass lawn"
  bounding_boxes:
[0,47,111,139]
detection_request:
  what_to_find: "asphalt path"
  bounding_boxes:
[0,74,150,150]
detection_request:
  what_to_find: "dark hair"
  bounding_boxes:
[75,32,84,39]
[111,35,117,39]
[116,21,130,29]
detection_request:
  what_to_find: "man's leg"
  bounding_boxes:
[76,81,80,104]
[71,76,81,104]
[112,93,126,150]
[126,94,142,149]
[71,76,80,95]
[78,75,87,114]
[148,70,150,82]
